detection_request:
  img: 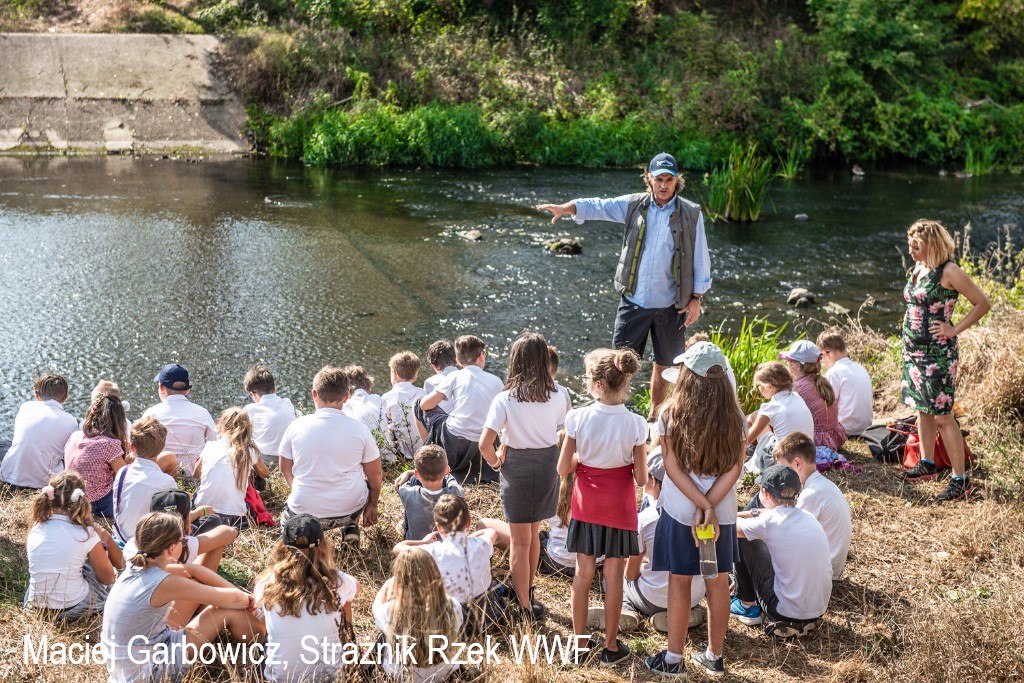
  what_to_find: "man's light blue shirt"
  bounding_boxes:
[572,194,712,309]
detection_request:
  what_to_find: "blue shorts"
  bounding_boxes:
[651,513,737,576]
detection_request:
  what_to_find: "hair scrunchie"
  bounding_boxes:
[70,488,86,503]
[41,485,55,501]
[613,356,622,372]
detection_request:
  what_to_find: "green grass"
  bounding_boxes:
[710,316,795,412]
[775,141,810,179]
[698,143,774,222]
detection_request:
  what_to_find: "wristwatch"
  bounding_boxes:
[691,293,704,302]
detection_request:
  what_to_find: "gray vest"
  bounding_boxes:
[613,193,701,308]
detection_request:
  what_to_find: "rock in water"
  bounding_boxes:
[548,237,581,255]
[794,213,809,222]
[787,288,815,307]
[852,164,865,176]
[823,301,851,316]
[457,230,483,241]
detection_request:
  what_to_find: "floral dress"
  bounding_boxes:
[902,261,959,414]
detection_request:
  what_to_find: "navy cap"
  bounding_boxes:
[648,153,679,177]
[154,363,191,390]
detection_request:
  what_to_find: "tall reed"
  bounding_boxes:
[698,143,774,221]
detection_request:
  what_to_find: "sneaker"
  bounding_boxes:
[730,597,762,625]
[570,636,599,665]
[649,604,705,633]
[342,524,360,544]
[599,640,631,667]
[766,619,817,639]
[902,460,937,482]
[645,650,686,677]
[689,604,707,629]
[690,648,726,676]
[936,477,974,502]
[528,587,546,620]
[587,606,639,631]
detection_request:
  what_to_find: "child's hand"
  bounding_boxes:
[497,444,508,467]
[394,470,414,491]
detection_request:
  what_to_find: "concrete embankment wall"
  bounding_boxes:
[0,33,246,155]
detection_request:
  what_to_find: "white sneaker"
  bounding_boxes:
[587,606,639,631]
[649,604,706,633]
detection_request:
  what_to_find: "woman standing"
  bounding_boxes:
[901,220,990,501]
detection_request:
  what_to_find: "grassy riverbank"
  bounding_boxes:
[3,1,1024,170]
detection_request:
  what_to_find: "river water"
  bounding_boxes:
[0,156,1020,430]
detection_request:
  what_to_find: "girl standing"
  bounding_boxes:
[779,340,847,451]
[557,348,649,665]
[25,471,123,621]
[101,511,264,683]
[479,331,568,619]
[901,219,990,500]
[374,549,462,682]
[647,341,744,676]
[64,394,129,518]
[255,514,359,682]
[194,407,270,528]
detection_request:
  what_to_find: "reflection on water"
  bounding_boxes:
[0,157,1020,430]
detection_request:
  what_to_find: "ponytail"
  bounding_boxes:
[798,361,836,406]
[217,407,257,492]
[32,471,94,530]
[131,512,183,568]
[556,471,574,528]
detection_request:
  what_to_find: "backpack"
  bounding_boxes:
[863,417,917,464]
[901,424,974,471]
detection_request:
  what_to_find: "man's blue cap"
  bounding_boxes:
[649,152,679,177]
[154,363,191,390]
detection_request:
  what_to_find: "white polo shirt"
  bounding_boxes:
[483,389,567,449]
[436,365,504,441]
[342,389,384,434]
[194,438,259,517]
[26,515,102,609]
[652,417,738,525]
[737,506,832,620]
[141,394,217,472]
[826,357,874,436]
[0,399,79,488]
[381,382,427,460]
[112,457,178,544]
[564,402,648,469]
[279,408,380,518]
[758,390,814,442]
[424,366,459,414]
[243,393,296,458]
[544,515,576,568]
[798,472,853,579]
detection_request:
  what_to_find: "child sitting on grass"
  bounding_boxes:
[744,361,814,473]
[113,417,179,545]
[422,339,459,418]
[539,472,578,579]
[381,351,427,462]
[394,444,464,541]
[1,373,79,490]
[194,407,271,529]
[342,365,383,433]
[25,471,124,621]
[242,364,297,470]
[64,393,129,518]
[255,514,359,682]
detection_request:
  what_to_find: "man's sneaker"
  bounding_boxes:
[766,619,817,639]
[570,636,599,665]
[649,604,705,633]
[690,649,726,676]
[599,640,631,667]
[730,597,762,625]
[936,477,974,502]
[342,524,360,544]
[645,650,685,677]
[587,605,639,631]
[902,460,937,482]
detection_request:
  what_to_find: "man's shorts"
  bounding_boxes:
[612,297,687,366]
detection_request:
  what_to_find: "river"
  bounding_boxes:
[0,156,1020,430]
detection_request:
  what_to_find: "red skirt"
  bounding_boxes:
[571,463,637,532]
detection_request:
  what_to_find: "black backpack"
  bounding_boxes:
[862,416,917,464]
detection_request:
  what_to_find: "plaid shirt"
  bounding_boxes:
[64,432,125,501]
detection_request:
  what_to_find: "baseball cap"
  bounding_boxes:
[283,513,324,549]
[648,152,679,177]
[647,447,666,483]
[154,363,192,390]
[759,464,802,501]
[150,489,192,520]
[661,341,728,383]
[778,340,822,364]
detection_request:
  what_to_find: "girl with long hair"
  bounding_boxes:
[101,511,264,682]
[255,514,359,682]
[194,407,270,528]
[374,548,462,681]
[779,340,847,451]
[557,347,649,665]
[64,393,129,517]
[479,331,569,620]
[744,361,814,468]
[646,341,744,676]
[25,471,123,620]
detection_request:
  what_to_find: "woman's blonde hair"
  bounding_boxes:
[386,549,458,666]
[32,471,93,530]
[907,219,956,269]
[556,471,574,528]
[585,348,641,401]
[131,512,183,568]
[217,407,257,492]
[753,361,793,393]
[662,365,744,477]
[795,360,836,406]
[257,538,340,618]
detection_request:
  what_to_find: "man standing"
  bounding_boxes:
[537,153,711,418]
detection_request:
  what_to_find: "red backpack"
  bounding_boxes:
[888,421,974,470]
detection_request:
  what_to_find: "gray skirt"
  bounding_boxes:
[500,445,560,523]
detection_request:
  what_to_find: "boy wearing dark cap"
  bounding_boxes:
[141,363,216,475]
[733,464,833,638]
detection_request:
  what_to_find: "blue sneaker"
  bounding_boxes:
[730,597,762,625]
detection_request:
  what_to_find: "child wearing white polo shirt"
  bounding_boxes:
[242,364,296,470]
[112,417,178,545]
[194,408,271,529]
[279,366,382,544]
[0,374,79,489]
[141,363,217,475]
[745,361,814,473]
[418,335,504,484]
[817,328,874,436]
[422,339,459,416]
[380,351,427,462]
[341,365,384,434]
